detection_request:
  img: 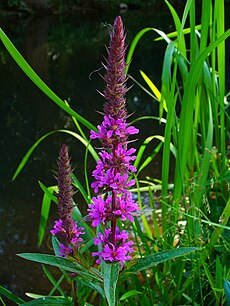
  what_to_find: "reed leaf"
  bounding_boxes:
[134,135,176,171]
[126,28,170,74]
[173,29,230,203]
[0,286,25,304]
[12,129,99,181]
[0,28,96,132]
[38,183,58,246]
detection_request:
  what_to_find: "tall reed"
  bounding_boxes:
[126,0,229,304]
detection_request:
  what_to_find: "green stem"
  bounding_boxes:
[71,278,78,306]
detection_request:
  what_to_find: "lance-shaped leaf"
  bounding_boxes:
[125,247,198,273]
[102,261,120,306]
[20,297,71,305]
[17,253,102,282]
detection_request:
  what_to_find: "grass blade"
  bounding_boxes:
[12,129,99,181]
[71,173,91,203]
[0,28,96,132]
[0,286,24,304]
[42,266,67,298]
[173,29,230,202]
[126,27,171,74]
[38,182,58,246]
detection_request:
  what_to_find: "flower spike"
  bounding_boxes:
[88,16,139,265]
[50,144,84,257]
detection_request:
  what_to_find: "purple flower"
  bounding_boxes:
[109,173,135,193]
[91,170,135,194]
[92,227,134,264]
[87,195,112,226]
[59,244,73,257]
[50,145,85,257]
[50,219,64,235]
[113,194,140,222]
[90,115,139,148]
[88,16,139,265]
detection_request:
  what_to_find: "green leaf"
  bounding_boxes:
[224,279,230,305]
[38,181,58,204]
[126,247,198,273]
[154,24,201,41]
[38,183,58,246]
[0,28,96,133]
[137,142,163,174]
[17,253,102,282]
[160,40,176,111]
[0,285,25,304]
[102,261,120,306]
[134,135,176,171]
[42,265,67,298]
[52,236,61,256]
[119,290,142,301]
[0,296,7,306]
[12,129,99,181]
[129,115,166,126]
[126,27,170,74]
[80,280,106,300]
[165,0,187,57]
[72,173,90,203]
[21,297,71,305]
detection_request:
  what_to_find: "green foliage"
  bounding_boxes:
[125,0,230,304]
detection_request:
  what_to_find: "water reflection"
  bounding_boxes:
[0,8,171,301]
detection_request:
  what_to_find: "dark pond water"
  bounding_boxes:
[0,3,228,303]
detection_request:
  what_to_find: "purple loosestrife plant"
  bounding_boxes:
[88,16,139,265]
[51,144,84,257]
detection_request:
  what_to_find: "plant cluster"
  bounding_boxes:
[0,0,229,305]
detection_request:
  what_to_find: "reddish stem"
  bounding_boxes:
[111,190,117,245]
[110,142,118,245]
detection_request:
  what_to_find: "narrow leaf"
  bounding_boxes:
[224,279,230,305]
[0,28,96,132]
[119,290,141,301]
[38,183,58,246]
[0,286,24,304]
[126,27,170,74]
[71,173,90,203]
[21,297,70,305]
[140,70,168,112]
[17,253,101,282]
[102,261,120,306]
[126,247,198,273]
[12,129,99,181]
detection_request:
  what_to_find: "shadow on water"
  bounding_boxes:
[2,3,226,301]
